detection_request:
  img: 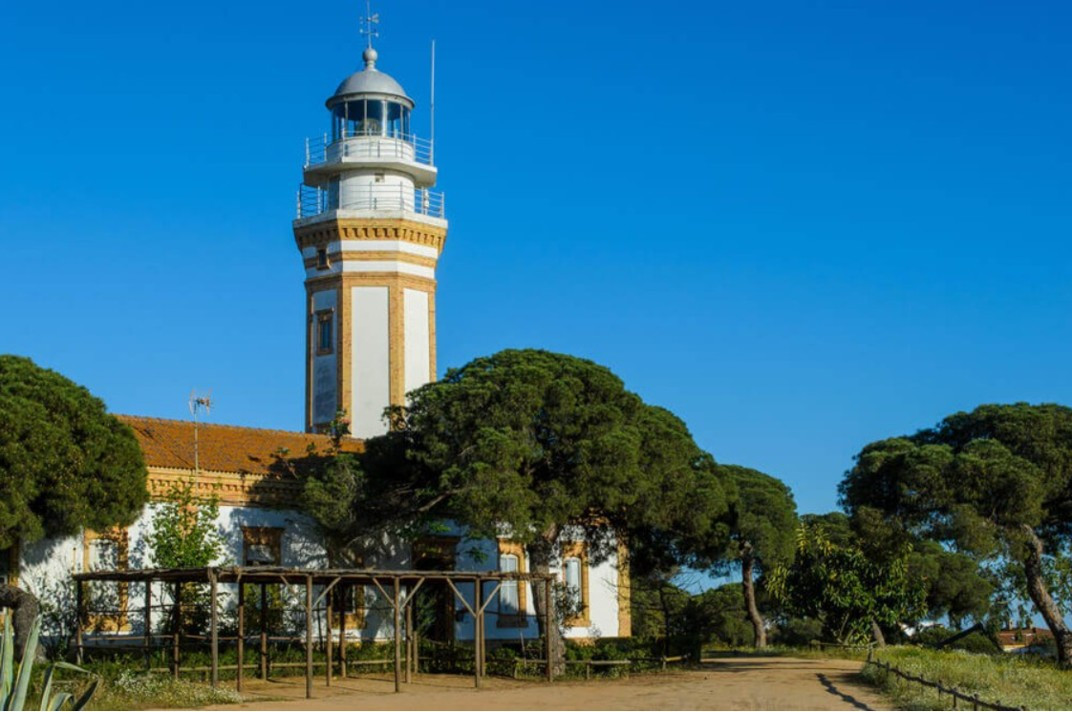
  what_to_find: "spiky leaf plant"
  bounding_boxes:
[0,615,96,711]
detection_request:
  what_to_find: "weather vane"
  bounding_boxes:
[361,0,380,49]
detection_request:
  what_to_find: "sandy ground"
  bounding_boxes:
[204,656,890,711]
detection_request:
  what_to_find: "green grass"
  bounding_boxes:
[861,646,1072,711]
[84,671,245,711]
[700,643,871,662]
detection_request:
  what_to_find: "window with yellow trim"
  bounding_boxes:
[496,540,528,627]
[242,527,282,566]
[560,541,590,627]
[84,528,129,631]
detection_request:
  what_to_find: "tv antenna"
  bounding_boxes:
[188,389,213,474]
[360,0,380,49]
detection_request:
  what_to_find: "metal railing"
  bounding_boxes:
[296,184,445,219]
[304,132,434,168]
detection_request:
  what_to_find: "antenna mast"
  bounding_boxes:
[430,39,436,163]
[188,390,213,475]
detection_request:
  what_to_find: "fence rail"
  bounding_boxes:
[865,656,1024,711]
[296,183,444,219]
[305,133,434,167]
[512,654,688,679]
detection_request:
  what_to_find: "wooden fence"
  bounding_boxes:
[512,655,689,679]
[864,657,1024,711]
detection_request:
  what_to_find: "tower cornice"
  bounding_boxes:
[294,217,447,255]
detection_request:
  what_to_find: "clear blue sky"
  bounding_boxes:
[2,1,1070,518]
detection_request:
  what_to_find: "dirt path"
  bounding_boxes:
[205,657,889,711]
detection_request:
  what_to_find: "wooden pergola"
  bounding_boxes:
[73,566,557,698]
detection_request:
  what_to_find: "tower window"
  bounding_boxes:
[316,247,330,269]
[316,311,334,355]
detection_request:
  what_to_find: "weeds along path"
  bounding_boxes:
[203,657,890,711]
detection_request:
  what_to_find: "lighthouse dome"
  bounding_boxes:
[326,48,413,108]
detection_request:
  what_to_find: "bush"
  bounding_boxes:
[771,617,823,647]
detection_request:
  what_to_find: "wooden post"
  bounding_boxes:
[474,578,482,688]
[338,586,347,679]
[144,582,152,671]
[393,578,402,693]
[405,600,413,683]
[236,583,245,693]
[544,577,553,683]
[305,575,313,700]
[325,592,333,687]
[412,615,419,676]
[172,582,181,680]
[75,580,84,665]
[259,583,268,680]
[210,571,219,689]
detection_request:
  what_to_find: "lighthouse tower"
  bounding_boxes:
[294,41,446,437]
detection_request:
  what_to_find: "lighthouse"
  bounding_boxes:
[294,38,447,437]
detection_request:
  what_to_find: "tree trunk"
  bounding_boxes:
[871,620,886,647]
[0,583,40,659]
[658,583,671,657]
[740,546,766,649]
[1019,524,1072,667]
[527,533,565,675]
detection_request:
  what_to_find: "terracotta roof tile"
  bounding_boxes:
[116,415,363,477]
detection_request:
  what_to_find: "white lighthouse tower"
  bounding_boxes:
[294,31,447,437]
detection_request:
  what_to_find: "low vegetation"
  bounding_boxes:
[85,672,242,711]
[862,646,1072,711]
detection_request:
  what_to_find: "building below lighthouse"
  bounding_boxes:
[2,30,630,648]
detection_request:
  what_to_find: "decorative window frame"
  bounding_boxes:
[496,540,528,628]
[332,555,367,630]
[315,309,335,356]
[241,526,283,566]
[560,541,590,628]
[316,247,331,270]
[83,528,130,632]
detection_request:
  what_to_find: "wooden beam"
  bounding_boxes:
[236,583,245,693]
[210,570,219,688]
[75,580,84,665]
[172,581,181,680]
[338,587,347,679]
[144,582,152,671]
[305,574,313,699]
[544,577,553,683]
[405,600,413,684]
[325,592,333,687]
[259,583,268,680]
[393,577,402,693]
[474,577,482,689]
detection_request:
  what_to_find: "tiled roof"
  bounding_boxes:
[996,627,1054,647]
[116,415,364,477]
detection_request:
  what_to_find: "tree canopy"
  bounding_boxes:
[0,355,148,548]
[703,464,796,648]
[769,519,926,645]
[304,349,732,664]
[838,403,1072,664]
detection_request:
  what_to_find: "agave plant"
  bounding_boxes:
[0,614,97,711]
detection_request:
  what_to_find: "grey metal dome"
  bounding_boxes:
[326,48,413,108]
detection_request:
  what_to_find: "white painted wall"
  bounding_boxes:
[350,286,390,438]
[403,289,430,396]
[305,261,434,280]
[17,507,624,643]
[302,240,438,260]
